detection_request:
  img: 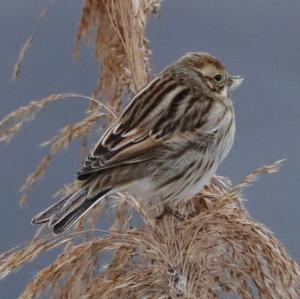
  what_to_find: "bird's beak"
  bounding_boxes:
[228,75,244,90]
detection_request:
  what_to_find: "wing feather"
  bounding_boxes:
[76,75,181,180]
[76,72,227,181]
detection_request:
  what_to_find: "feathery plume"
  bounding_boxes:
[1,2,299,299]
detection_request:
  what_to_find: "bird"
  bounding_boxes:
[32,52,243,234]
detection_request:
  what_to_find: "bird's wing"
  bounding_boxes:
[77,124,169,179]
[77,74,224,180]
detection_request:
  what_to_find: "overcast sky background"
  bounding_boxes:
[0,1,300,298]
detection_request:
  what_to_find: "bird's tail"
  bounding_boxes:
[32,188,110,234]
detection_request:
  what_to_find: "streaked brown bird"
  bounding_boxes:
[32,52,243,234]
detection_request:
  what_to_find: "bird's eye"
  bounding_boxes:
[214,74,222,82]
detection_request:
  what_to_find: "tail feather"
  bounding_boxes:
[51,195,101,234]
[32,189,109,234]
[48,189,87,224]
[31,192,79,224]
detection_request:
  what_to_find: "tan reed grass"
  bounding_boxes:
[12,36,33,80]
[0,1,299,298]
[75,0,158,109]
[1,164,300,298]
[0,92,115,205]
[12,0,59,80]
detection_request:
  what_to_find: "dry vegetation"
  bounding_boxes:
[0,1,299,298]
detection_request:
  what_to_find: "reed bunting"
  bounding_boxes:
[32,52,243,234]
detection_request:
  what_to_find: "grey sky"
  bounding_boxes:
[0,1,299,298]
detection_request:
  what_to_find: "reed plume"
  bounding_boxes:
[0,1,299,298]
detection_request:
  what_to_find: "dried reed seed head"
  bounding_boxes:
[1,163,299,299]
[13,0,60,80]
[76,0,159,109]
[0,93,113,145]
[12,36,33,80]
[2,1,299,298]
[0,93,115,204]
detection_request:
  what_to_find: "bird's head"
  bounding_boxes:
[179,52,243,97]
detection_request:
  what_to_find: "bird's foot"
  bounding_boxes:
[155,205,186,221]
